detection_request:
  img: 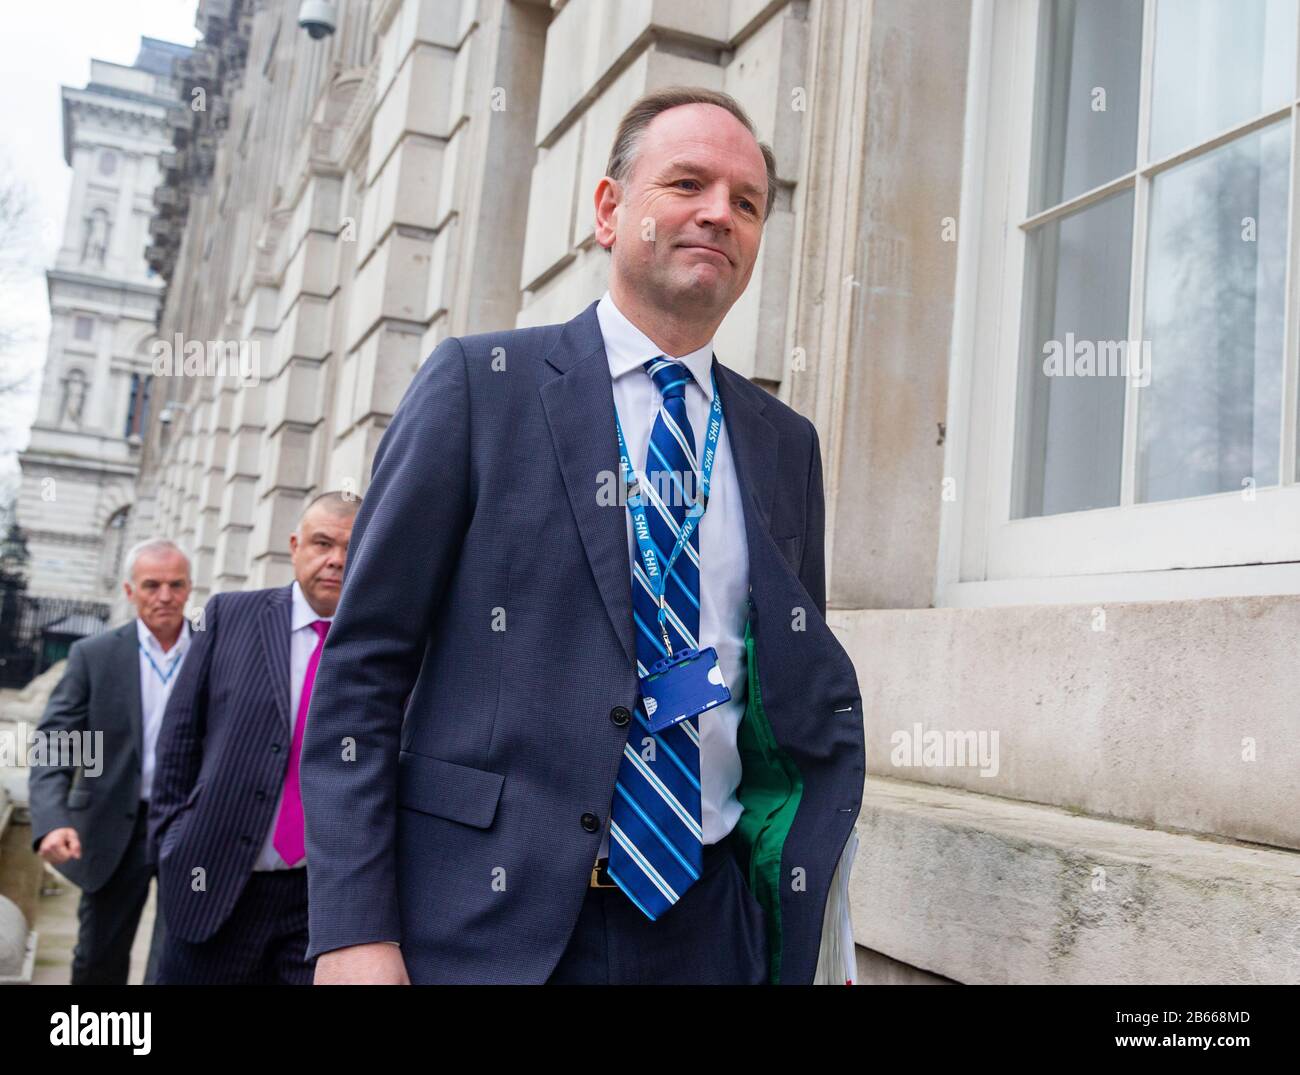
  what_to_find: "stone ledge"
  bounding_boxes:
[839,597,1300,851]
[852,778,1300,984]
[854,944,956,985]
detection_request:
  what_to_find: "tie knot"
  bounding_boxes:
[312,619,330,641]
[643,357,692,401]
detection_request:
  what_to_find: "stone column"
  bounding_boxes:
[785,0,970,610]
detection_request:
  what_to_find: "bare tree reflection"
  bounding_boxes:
[1138,124,1287,502]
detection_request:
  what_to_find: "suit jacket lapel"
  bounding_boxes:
[258,585,293,736]
[540,301,638,669]
[711,357,778,554]
[118,623,144,761]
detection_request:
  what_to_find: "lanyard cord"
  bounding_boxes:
[139,641,184,686]
[613,366,723,658]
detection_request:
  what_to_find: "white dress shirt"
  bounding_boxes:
[138,617,192,802]
[253,580,335,871]
[596,288,750,857]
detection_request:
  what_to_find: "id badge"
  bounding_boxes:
[639,646,732,733]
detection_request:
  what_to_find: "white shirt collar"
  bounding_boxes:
[291,579,335,631]
[596,289,716,401]
[136,615,191,656]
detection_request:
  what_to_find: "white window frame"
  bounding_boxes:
[937,0,1300,608]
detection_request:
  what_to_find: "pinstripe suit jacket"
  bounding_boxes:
[148,584,298,943]
[300,299,865,983]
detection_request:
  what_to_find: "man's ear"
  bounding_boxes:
[594,177,620,250]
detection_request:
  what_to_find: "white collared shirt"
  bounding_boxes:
[137,617,192,802]
[253,580,335,871]
[596,288,750,856]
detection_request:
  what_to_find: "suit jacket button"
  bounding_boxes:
[241,835,252,844]
[270,743,281,753]
[610,706,632,726]
[255,790,266,801]
[580,813,600,833]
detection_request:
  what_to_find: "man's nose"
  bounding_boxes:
[696,183,734,228]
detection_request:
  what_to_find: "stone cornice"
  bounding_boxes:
[18,528,124,548]
[61,88,171,163]
[47,268,164,303]
[17,445,141,481]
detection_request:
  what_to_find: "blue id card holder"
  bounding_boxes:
[639,646,732,733]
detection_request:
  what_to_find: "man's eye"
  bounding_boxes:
[677,179,699,190]
[740,200,756,213]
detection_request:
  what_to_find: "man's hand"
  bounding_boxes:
[38,827,82,865]
[313,942,410,985]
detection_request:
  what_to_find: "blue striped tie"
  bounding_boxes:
[607,356,704,920]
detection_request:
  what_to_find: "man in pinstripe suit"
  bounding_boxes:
[147,491,359,984]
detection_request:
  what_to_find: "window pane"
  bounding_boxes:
[1015,190,1135,518]
[1030,0,1142,213]
[1150,0,1297,161]
[1139,122,1289,503]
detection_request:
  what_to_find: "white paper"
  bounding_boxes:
[813,828,859,985]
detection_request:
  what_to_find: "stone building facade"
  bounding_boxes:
[132,0,1300,984]
[17,38,191,606]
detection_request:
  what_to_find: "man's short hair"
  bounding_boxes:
[296,490,362,535]
[605,86,778,225]
[122,538,191,585]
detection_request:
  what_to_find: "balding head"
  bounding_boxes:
[289,491,361,617]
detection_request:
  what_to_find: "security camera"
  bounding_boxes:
[159,408,173,426]
[298,0,338,39]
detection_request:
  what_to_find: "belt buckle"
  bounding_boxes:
[590,857,619,889]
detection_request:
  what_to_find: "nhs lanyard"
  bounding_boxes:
[613,366,723,657]
[139,643,183,686]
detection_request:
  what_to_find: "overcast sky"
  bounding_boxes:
[0,0,199,506]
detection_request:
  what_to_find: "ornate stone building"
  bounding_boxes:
[16,37,192,607]
[132,0,1300,984]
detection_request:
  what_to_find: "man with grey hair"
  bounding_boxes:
[29,537,193,984]
[301,86,864,985]
[148,490,359,984]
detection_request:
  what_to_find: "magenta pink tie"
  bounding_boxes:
[273,619,329,866]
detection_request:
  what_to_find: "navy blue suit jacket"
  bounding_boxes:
[300,299,865,983]
[148,585,301,943]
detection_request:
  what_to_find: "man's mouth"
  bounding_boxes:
[679,243,730,264]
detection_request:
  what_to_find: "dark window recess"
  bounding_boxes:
[125,374,152,437]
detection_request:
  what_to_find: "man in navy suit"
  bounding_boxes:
[301,86,864,985]
[147,491,359,984]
